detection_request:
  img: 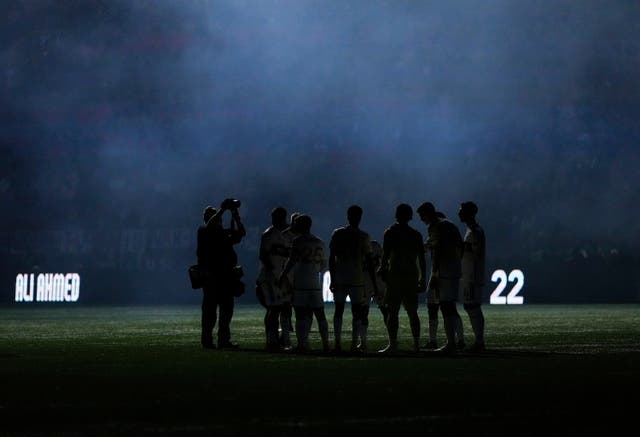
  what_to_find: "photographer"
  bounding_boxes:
[196,198,246,349]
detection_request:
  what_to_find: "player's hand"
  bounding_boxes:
[417,279,427,293]
[377,267,387,282]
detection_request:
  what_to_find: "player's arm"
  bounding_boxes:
[471,228,486,285]
[378,231,390,282]
[279,242,299,286]
[259,234,274,272]
[229,209,246,243]
[363,236,378,293]
[328,234,337,290]
[417,234,427,291]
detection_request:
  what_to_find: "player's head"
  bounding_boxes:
[347,205,363,227]
[271,206,287,227]
[395,203,413,224]
[203,206,217,224]
[294,214,312,234]
[458,201,478,223]
[416,202,437,224]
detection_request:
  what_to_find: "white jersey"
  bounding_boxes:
[290,234,325,291]
[259,225,288,278]
[329,225,372,287]
[461,223,486,285]
[428,218,463,280]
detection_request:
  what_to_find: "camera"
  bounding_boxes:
[221,198,241,211]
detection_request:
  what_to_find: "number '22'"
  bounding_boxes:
[490,269,524,305]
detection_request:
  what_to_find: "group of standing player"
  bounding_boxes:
[256,200,486,354]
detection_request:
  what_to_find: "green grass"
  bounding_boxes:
[1,304,639,436]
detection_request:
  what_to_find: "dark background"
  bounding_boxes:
[2,0,639,304]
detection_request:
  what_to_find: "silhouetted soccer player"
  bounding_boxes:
[417,202,463,354]
[364,240,388,326]
[279,214,330,352]
[257,207,291,351]
[458,201,486,352]
[377,204,426,353]
[196,200,246,349]
[329,205,378,353]
[423,211,465,349]
[280,212,300,341]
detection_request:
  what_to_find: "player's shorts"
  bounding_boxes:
[461,282,483,305]
[435,278,460,302]
[383,273,419,312]
[257,270,288,307]
[331,285,367,306]
[426,286,439,306]
[292,289,324,309]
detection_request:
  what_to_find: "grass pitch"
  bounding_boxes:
[1,304,639,436]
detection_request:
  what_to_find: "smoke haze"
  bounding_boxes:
[2,0,639,303]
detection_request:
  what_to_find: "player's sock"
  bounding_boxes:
[351,319,361,350]
[455,313,465,346]
[318,319,329,351]
[468,307,485,344]
[333,315,343,349]
[443,315,457,347]
[266,329,278,349]
[360,323,368,350]
[305,316,313,347]
[295,318,306,350]
[428,318,438,343]
[280,317,291,348]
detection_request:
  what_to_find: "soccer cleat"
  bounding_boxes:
[456,340,466,351]
[334,343,342,353]
[377,344,397,354]
[467,341,486,353]
[434,343,457,355]
[218,341,240,350]
[422,340,438,350]
[201,343,216,350]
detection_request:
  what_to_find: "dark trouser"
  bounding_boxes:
[201,286,235,347]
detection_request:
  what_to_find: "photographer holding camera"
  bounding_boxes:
[196,198,246,349]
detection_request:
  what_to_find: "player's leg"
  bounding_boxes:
[278,302,292,350]
[438,301,457,353]
[434,279,460,353]
[217,289,237,348]
[455,305,465,350]
[464,302,485,351]
[332,287,347,352]
[403,289,421,352]
[201,287,216,349]
[425,302,439,349]
[359,303,370,352]
[267,306,283,351]
[293,304,309,352]
[312,306,330,352]
[379,283,402,353]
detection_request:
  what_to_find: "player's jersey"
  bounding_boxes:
[329,225,372,287]
[290,234,325,291]
[428,218,463,279]
[461,223,486,285]
[259,225,288,278]
[382,223,424,277]
[364,240,386,299]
